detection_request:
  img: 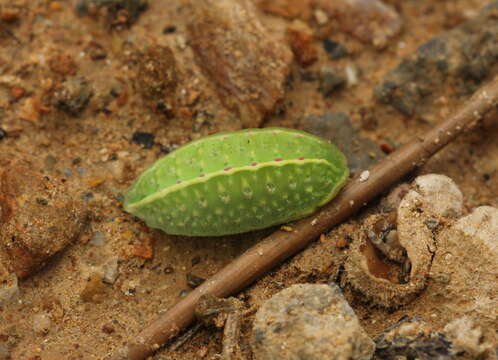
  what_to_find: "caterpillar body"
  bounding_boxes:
[124,128,349,236]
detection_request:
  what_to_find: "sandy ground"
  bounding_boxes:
[0,0,496,359]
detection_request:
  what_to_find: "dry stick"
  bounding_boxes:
[221,311,242,360]
[110,75,498,360]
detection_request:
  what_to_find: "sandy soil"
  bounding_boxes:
[0,0,496,359]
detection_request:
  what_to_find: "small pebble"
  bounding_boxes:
[80,273,107,303]
[414,174,463,218]
[359,170,370,182]
[80,191,93,201]
[53,77,93,116]
[313,9,328,25]
[186,273,205,288]
[0,128,6,141]
[163,265,174,274]
[102,323,115,334]
[191,256,201,266]
[132,131,155,149]
[89,231,106,246]
[102,257,119,284]
[33,313,51,335]
[345,64,359,86]
[323,40,348,60]
[0,269,19,304]
[318,65,346,96]
[423,218,439,230]
[287,28,318,67]
[163,25,176,34]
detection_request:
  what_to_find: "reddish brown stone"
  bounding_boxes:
[132,236,154,260]
[48,53,78,77]
[0,160,88,278]
[287,28,318,67]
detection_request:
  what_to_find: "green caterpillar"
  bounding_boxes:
[124,128,349,236]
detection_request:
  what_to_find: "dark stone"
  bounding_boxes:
[374,317,454,360]
[0,128,6,141]
[159,144,173,154]
[53,78,93,116]
[302,112,385,175]
[375,2,498,121]
[131,131,155,149]
[186,273,205,288]
[323,40,348,60]
[163,25,176,34]
[318,66,346,97]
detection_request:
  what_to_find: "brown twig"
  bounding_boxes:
[109,75,498,360]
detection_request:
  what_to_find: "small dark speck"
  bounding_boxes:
[186,273,205,288]
[163,25,176,34]
[81,192,94,201]
[191,256,201,266]
[301,71,317,82]
[483,173,490,181]
[110,88,120,98]
[0,127,6,140]
[160,144,173,154]
[323,40,348,60]
[36,198,49,206]
[72,157,82,165]
[163,265,174,274]
[132,131,155,149]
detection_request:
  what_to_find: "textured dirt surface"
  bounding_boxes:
[0,0,497,359]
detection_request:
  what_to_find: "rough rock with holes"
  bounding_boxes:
[252,283,375,360]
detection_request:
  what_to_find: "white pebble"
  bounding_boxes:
[359,170,370,182]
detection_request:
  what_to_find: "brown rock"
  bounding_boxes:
[132,45,178,107]
[0,160,88,278]
[48,53,78,77]
[187,0,293,128]
[80,272,107,303]
[314,0,402,48]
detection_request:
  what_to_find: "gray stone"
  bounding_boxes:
[253,283,374,360]
[302,112,385,175]
[375,2,498,120]
[0,268,18,304]
[318,66,346,96]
